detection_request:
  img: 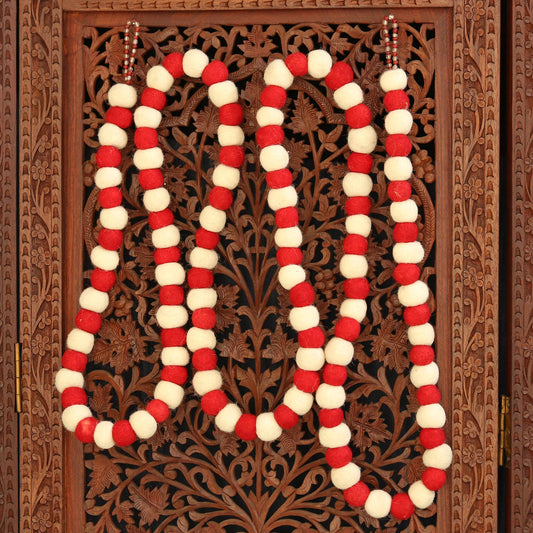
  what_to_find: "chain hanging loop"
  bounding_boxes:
[123,19,140,84]
[381,14,399,70]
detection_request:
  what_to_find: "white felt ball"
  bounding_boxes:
[347,126,378,154]
[154,381,184,409]
[134,105,163,129]
[385,109,413,135]
[416,403,446,429]
[161,346,190,366]
[100,206,128,230]
[410,362,439,388]
[307,50,332,78]
[408,481,435,509]
[156,304,188,329]
[333,82,364,110]
[296,347,325,371]
[260,145,289,172]
[79,287,110,313]
[143,187,171,213]
[256,412,282,442]
[331,463,361,490]
[187,327,217,351]
[264,59,294,89]
[95,167,122,189]
[365,490,392,519]
[380,68,408,92]
[146,65,175,92]
[187,288,218,311]
[182,49,209,78]
[398,280,429,307]
[324,337,354,366]
[423,444,453,470]
[408,324,435,346]
[133,147,164,171]
[90,246,120,271]
[288,305,320,331]
[62,405,92,432]
[267,186,298,211]
[256,106,284,127]
[155,262,186,286]
[108,83,137,108]
[212,164,240,190]
[152,225,180,249]
[66,328,95,355]
[217,125,245,147]
[283,386,314,415]
[199,205,226,233]
[384,156,413,181]
[193,370,223,395]
[343,172,373,197]
[339,255,368,278]
[393,242,424,264]
[274,227,303,248]
[340,299,367,323]
[209,80,238,107]
[98,123,128,150]
[390,199,418,223]
[55,368,84,393]
[215,403,242,433]
[278,265,306,290]
[93,421,115,449]
[345,214,371,237]
[189,248,218,269]
[129,410,158,439]
[318,423,351,448]
[316,384,346,409]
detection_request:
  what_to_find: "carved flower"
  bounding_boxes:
[31,511,52,532]
[412,149,435,183]
[463,177,483,201]
[470,331,485,351]
[525,242,533,262]
[462,443,483,464]
[463,266,483,289]
[464,89,485,110]
[31,424,52,443]
[464,0,486,21]
[464,240,480,261]
[463,355,483,379]
[464,63,479,82]
[463,419,478,438]
[524,426,533,451]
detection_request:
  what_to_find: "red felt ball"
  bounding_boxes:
[347,152,373,174]
[209,186,233,210]
[61,387,87,408]
[62,350,88,372]
[285,52,308,76]
[393,264,421,285]
[201,61,229,86]
[91,268,116,292]
[201,389,228,415]
[343,278,370,299]
[326,446,353,468]
[275,206,299,228]
[154,247,181,265]
[417,385,441,406]
[293,369,320,393]
[390,493,415,520]
[388,181,412,203]
[163,52,184,78]
[422,468,447,490]
[419,428,445,449]
[75,417,98,443]
[384,90,410,112]
[325,62,354,91]
[112,420,136,447]
[410,346,435,365]
[188,267,214,288]
[386,134,412,157]
[98,187,122,208]
[260,85,287,109]
[192,308,217,329]
[219,145,245,168]
[393,221,418,243]
[344,482,370,507]
[96,146,121,168]
[146,399,170,422]
[134,127,159,149]
[266,169,293,189]
[75,309,102,334]
[106,107,133,129]
[159,285,184,305]
[404,304,431,326]
[335,317,361,342]
[160,327,186,347]
[274,404,299,429]
[148,208,174,230]
[161,365,188,385]
[235,414,257,441]
[219,103,243,126]
[196,228,220,249]
[141,88,166,111]
[320,408,345,429]
[276,248,303,266]
[192,348,218,371]
[256,125,285,148]
[289,282,315,307]
[298,327,325,348]
[98,228,123,250]
[343,234,368,255]
[346,104,372,129]
[345,196,371,216]
[322,364,347,386]
[138,169,164,190]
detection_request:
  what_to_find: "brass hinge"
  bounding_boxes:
[499,394,511,468]
[15,342,22,413]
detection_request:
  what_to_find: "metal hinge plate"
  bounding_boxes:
[499,394,511,468]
